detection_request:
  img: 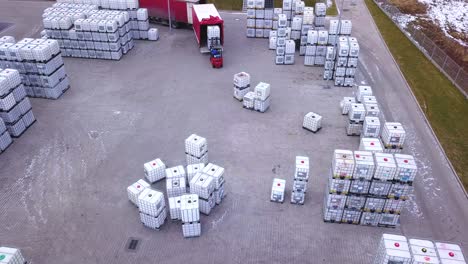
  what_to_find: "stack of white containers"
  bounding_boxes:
[334,36,359,87]
[0,69,36,139]
[244,82,270,112]
[127,179,151,206]
[138,188,167,230]
[304,30,328,66]
[374,234,467,264]
[291,16,303,41]
[302,112,322,133]
[190,172,215,215]
[144,158,166,183]
[0,247,26,264]
[185,134,208,165]
[233,72,251,101]
[299,6,314,56]
[275,14,288,65]
[291,156,309,205]
[284,39,296,64]
[180,194,201,237]
[346,102,365,136]
[314,3,326,28]
[271,178,286,203]
[42,4,135,60]
[323,149,417,227]
[323,46,336,80]
[0,37,70,99]
[207,25,221,48]
[328,19,339,46]
[246,0,272,38]
[203,163,226,205]
[339,20,352,36]
[166,166,187,198]
[381,122,406,153]
[282,0,293,27]
[131,8,151,40]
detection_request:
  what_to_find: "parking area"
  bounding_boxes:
[0,0,467,263]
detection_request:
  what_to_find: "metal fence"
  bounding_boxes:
[373,0,468,97]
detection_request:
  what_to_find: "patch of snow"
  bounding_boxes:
[417,0,468,46]
[395,14,417,28]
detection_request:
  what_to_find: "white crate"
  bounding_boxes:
[138,188,165,217]
[295,156,309,180]
[168,196,182,220]
[190,172,214,199]
[136,8,148,21]
[291,190,305,204]
[255,0,265,9]
[166,165,186,180]
[328,177,351,194]
[180,194,200,223]
[303,112,322,132]
[140,209,167,230]
[362,95,377,105]
[214,182,225,204]
[409,240,440,264]
[284,54,295,65]
[0,247,25,264]
[307,30,318,44]
[247,0,255,8]
[353,151,375,180]
[0,36,15,43]
[323,208,343,222]
[305,45,316,56]
[388,183,412,200]
[247,9,256,18]
[340,97,356,115]
[187,163,205,186]
[291,16,302,30]
[243,91,255,109]
[345,195,366,210]
[369,180,392,197]
[329,19,340,34]
[394,154,417,183]
[349,41,359,57]
[304,55,314,66]
[379,213,400,227]
[365,103,380,117]
[144,158,166,183]
[348,103,365,122]
[199,192,215,215]
[7,118,26,137]
[7,44,24,61]
[363,116,381,138]
[332,149,355,179]
[234,86,251,101]
[337,37,349,57]
[0,69,21,91]
[359,137,384,153]
[233,72,250,88]
[293,179,308,192]
[341,210,361,224]
[435,242,466,263]
[383,199,405,214]
[360,212,380,226]
[282,0,292,10]
[185,134,208,158]
[203,163,225,189]
[325,191,346,209]
[346,122,362,136]
[254,82,271,101]
[269,37,277,49]
[166,176,186,198]
[254,96,271,112]
[186,152,208,165]
[21,110,35,128]
[364,197,386,213]
[271,178,286,203]
[349,179,370,195]
[127,179,150,206]
[148,28,159,41]
[375,234,411,264]
[182,222,201,238]
[255,28,264,38]
[374,153,397,181]
[340,20,352,35]
[317,30,328,45]
[0,131,13,151]
[0,93,16,112]
[303,10,314,24]
[314,2,326,16]
[382,122,406,148]
[284,40,295,54]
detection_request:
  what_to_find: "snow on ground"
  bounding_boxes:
[395,14,418,28]
[417,0,468,46]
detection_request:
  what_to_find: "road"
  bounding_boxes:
[0,0,466,263]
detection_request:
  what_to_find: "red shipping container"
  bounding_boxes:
[192,4,224,50]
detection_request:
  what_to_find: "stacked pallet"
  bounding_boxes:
[304,30,328,66]
[291,156,309,205]
[274,14,289,65]
[233,72,251,101]
[323,149,417,228]
[334,36,359,86]
[246,0,272,38]
[0,69,36,140]
[0,37,70,99]
[0,247,26,264]
[314,2,326,29]
[138,188,167,230]
[243,82,271,112]
[180,194,201,237]
[185,134,208,165]
[374,234,467,264]
[299,7,314,56]
[323,46,336,80]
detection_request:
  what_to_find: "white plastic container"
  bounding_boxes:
[394,154,417,183]
[285,40,295,54]
[369,180,392,197]
[271,178,286,203]
[303,112,322,132]
[166,165,186,179]
[185,134,208,158]
[0,247,25,264]
[359,137,384,153]
[243,91,255,109]
[144,158,166,183]
[374,153,397,181]
[346,122,363,136]
[127,179,150,206]
[345,195,366,211]
[388,183,412,200]
[337,37,349,57]
[198,192,215,215]
[328,177,351,194]
[356,85,372,102]
[295,156,309,180]
[375,234,411,264]
[187,163,205,186]
[379,213,400,227]
[186,152,208,165]
[323,207,343,222]
[137,8,148,21]
[168,196,182,220]
[332,149,355,179]
[148,28,159,41]
[325,191,346,209]
[166,176,186,198]
[180,194,200,222]
[349,179,370,195]
[381,122,406,148]
[340,97,356,115]
[254,96,271,112]
[383,199,405,214]
[363,116,381,138]
[233,72,250,88]
[348,103,365,122]
[360,212,380,226]
[138,188,166,217]
[307,30,318,44]
[364,197,386,213]
[291,16,303,30]
[340,20,352,35]
[140,210,167,230]
[182,222,201,238]
[435,242,466,264]
[365,103,380,117]
[214,182,225,204]
[317,30,328,45]
[203,163,225,189]
[190,172,215,199]
[353,151,375,180]
[254,82,271,101]
[341,209,361,224]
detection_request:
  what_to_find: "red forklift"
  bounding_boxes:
[210,47,223,68]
